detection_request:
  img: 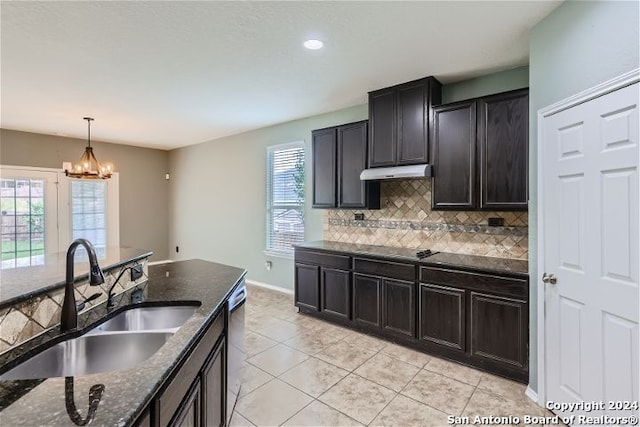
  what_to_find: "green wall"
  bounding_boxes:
[168,104,368,290]
[528,0,639,392]
[442,66,529,103]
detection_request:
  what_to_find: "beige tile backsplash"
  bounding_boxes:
[324,180,528,259]
[0,258,149,354]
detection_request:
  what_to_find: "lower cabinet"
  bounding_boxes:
[353,273,382,328]
[382,278,415,338]
[419,283,465,351]
[294,263,320,311]
[293,247,529,382]
[321,268,351,320]
[143,308,227,427]
[470,292,527,369]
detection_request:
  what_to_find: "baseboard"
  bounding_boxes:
[525,386,539,405]
[148,259,173,266]
[246,279,294,295]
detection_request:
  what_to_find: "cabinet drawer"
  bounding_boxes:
[295,250,351,270]
[354,258,415,281]
[420,266,527,299]
[158,311,224,426]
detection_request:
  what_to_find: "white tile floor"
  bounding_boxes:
[231,285,551,426]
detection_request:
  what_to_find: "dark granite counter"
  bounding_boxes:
[0,246,153,309]
[0,259,247,426]
[295,241,528,277]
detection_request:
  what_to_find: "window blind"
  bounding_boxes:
[266,142,305,254]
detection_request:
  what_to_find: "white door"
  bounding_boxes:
[543,82,639,422]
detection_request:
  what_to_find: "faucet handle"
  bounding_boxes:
[76,292,102,312]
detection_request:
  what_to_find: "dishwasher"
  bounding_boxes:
[227,279,246,423]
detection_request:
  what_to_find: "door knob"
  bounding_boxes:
[542,273,557,284]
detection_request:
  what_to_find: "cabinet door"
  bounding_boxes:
[312,128,337,208]
[478,89,529,210]
[353,273,381,328]
[419,284,466,351]
[169,379,201,427]
[432,101,477,210]
[294,263,320,311]
[397,81,428,165]
[321,268,351,320]
[470,292,527,369]
[382,278,415,338]
[202,339,225,427]
[338,121,372,208]
[368,89,397,167]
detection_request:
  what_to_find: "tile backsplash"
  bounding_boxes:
[324,180,528,259]
[0,258,149,354]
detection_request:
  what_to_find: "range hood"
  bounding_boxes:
[360,164,432,181]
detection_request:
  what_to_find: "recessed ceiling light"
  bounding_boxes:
[303,39,323,50]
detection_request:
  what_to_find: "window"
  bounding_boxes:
[266,142,305,255]
[0,166,119,268]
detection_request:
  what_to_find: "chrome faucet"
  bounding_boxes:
[61,239,106,332]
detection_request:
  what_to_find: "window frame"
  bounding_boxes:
[265,141,305,258]
[0,165,120,256]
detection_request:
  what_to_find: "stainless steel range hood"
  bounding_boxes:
[360,164,432,181]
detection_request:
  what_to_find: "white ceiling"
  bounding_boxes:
[1,1,561,150]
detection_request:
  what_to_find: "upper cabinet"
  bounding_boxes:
[432,88,529,211]
[312,121,380,209]
[368,77,442,168]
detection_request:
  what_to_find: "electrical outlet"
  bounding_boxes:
[488,217,504,227]
[354,213,365,221]
[130,264,143,281]
[175,246,179,253]
[265,261,272,271]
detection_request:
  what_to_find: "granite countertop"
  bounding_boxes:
[0,259,247,426]
[0,247,153,309]
[295,241,528,277]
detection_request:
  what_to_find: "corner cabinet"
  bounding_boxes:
[368,76,442,167]
[431,88,528,211]
[312,121,380,209]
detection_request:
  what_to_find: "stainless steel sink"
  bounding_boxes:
[88,305,197,334]
[0,331,173,380]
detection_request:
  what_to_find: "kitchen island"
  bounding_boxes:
[0,259,246,426]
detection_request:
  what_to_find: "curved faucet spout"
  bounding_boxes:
[61,239,105,332]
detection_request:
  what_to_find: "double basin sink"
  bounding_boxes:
[0,305,198,381]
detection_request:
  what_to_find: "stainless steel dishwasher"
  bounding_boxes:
[227,280,246,423]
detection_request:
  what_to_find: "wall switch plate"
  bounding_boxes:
[488,217,505,227]
[131,288,144,304]
[354,213,365,221]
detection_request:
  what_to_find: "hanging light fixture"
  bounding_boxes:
[65,117,113,179]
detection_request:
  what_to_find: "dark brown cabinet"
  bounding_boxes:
[470,292,527,370]
[432,101,477,209]
[170,379,201,427]
[368,77,442,168]
[202,340,225,427]
[353,273,381,328]
[152,310,226,427]
[311,128,336,208]
[321,268,351,320]
[293,246,529,383]
[294,263,320,311]
[478,90,529,210]
[419,283,465,351]
[312,121,380,209]
[382,278,415,338]
[353,257,416,338]
[431,88,528,211]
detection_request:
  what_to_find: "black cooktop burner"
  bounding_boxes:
[416,249,436,259]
